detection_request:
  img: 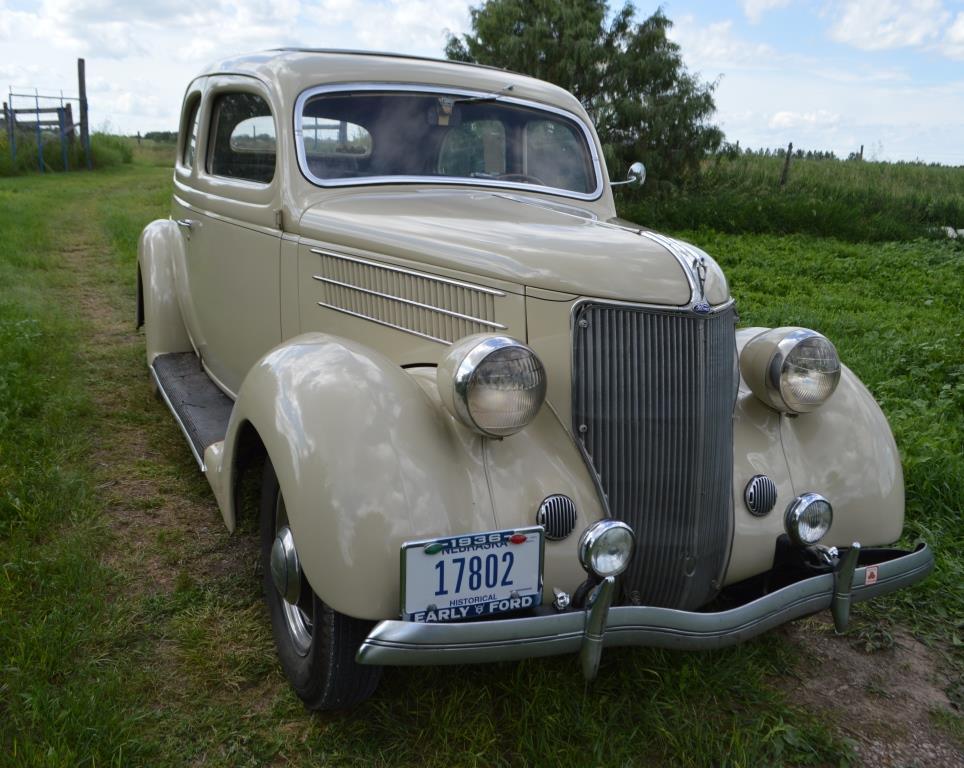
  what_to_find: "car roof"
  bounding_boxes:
[196,49,587,117]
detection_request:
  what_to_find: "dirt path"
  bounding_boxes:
[59,192,281,721]
[783,617,961,767]
[63,197,232,593]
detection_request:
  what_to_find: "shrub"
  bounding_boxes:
[0,132,132,176]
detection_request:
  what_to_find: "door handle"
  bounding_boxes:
[175,218,195,230]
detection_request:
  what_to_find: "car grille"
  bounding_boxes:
[572,303,738,610]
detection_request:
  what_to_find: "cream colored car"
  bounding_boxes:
[137,49,932,710]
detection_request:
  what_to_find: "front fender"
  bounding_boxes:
[218,333,496,619]
[727,328,904,584]
[137,219,193,364]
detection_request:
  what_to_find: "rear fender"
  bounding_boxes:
[137,219,193,364]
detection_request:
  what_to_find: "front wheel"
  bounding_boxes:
[260,459,382,710]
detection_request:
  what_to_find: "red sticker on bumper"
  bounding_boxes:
[865,565,879,585]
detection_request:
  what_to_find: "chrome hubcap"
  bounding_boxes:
[271,526,301,605]
[273,494,312,656]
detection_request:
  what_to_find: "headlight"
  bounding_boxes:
[740,327,841,413]
[785,493,833,546]
[437,335,547,437]
[578,520,635,577]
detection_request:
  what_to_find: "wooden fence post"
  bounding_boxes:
[779,141,793,187]
[65,103,75,145]
[78,58,91,170]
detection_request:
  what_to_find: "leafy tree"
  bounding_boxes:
[445,1,723,188]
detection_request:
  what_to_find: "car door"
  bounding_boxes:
[172,77,282,396]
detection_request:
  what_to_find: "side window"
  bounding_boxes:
[207,92,275,183]
[182,98,200,168]
[438,120,506,178]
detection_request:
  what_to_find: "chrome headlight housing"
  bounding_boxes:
[437,335,547,437]
[578,520,635,577]
[785,492,833,546]
[740,327,841,413]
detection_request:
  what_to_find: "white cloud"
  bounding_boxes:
[828,0,949,51]
[669,15,778,70]
[741,0,792,24]
[0,0,470,134]
[943,12,964,59]
[323,0,470,53]
[768,109,840,129]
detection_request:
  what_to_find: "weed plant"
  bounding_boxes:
[0,131,132,175]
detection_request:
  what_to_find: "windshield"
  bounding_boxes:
[296,88,599,198]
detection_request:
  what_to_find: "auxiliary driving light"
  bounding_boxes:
[785,493,833,546]
[578,520,635,577]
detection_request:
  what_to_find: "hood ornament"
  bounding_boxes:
[692,255,710,313]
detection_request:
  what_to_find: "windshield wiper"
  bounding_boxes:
[453,84,515,105]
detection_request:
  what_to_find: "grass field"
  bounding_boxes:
[0,151,960,766]
[623,153,964,242]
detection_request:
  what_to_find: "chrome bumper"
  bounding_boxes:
[356,544,933,673]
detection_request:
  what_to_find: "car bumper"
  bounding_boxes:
[356,543,933,675]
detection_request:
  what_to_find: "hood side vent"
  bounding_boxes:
[310,248,505,345]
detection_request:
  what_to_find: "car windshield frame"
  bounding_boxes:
[293,83,603,201]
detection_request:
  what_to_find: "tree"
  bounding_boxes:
[445,1,723,188]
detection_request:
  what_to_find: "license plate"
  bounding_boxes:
[401,527,544,622]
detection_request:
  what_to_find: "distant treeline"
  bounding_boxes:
[716,141,954,166]
[142,131,178,143]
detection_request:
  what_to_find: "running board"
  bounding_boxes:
[150,352,233,470]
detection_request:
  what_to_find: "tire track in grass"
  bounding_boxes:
[57,174,299,764]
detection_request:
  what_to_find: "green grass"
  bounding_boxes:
[622,154,964,242]
[1,154,960,765]
[0,132,134,176]
[682,231,964,648]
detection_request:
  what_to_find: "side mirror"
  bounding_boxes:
[611,161,646,189]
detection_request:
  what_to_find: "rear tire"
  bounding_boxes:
[260,459,382,710]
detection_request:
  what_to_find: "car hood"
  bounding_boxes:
[297,189,728,305]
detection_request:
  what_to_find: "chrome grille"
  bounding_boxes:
[572,303,738,610]
[537,495,578,540]
[745,475,778,517]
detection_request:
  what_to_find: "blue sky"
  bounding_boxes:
[1,1,962,164]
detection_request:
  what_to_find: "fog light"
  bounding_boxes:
[785,493,833,546]
[578,520,635,577]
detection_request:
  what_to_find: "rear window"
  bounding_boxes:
[208,93,275,184]
[298,90,597,197]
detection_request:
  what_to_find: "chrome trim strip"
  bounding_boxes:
[149,363,206,472]
[317,302,452,345]
[356,544,933,666]
[309,248,506,297]
[638,230,717,308]
[311,274,507,329]
[293,82,604,202]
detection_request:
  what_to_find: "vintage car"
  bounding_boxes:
[137,49,933,710]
